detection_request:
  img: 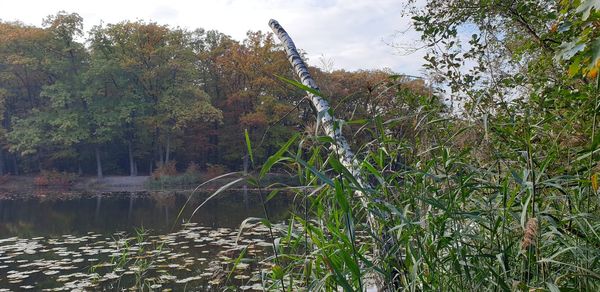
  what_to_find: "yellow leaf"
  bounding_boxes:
[592,173,598,193]
[587,66,598,79]
[568,60,580,77]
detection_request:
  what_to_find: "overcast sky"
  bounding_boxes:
[0,0,426,76]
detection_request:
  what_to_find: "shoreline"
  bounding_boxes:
[0,173,301,198]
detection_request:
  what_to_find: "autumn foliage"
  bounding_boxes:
[33,170,77,187]
[0,12,429,178]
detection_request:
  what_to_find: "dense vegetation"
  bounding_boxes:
[1,0,599,291]
[234,0,600,291]
[0,12,410,177]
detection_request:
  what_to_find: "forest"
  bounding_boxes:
[0,0,599,291]
[0,12,421,177]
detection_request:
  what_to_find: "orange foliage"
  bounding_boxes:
[240,112,268,128]
[151,161,178,179]
[0,175,9,185]
[33,170,76,187]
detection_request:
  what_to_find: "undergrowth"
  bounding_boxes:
[235,76,600,291]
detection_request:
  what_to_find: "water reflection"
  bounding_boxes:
[94,195,102,223]
[0,191,292,290]
[0,191,291,238]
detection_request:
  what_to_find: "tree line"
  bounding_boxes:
[0,12,429,177]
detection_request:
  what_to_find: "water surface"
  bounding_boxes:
[0,190,291,290]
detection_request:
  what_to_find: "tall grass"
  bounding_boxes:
[241,78,600,291]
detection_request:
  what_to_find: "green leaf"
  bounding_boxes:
[266,189,280,202]
[275,74,324,98]
[271,265,284,280]
[556,40,586,61]
[588,37,600,72]
[576,0,600,20]
[362,160,384,186]
[244,128,254,166]
[296,157,334,187]
[189,177,245,219]
[259,133,299,179]
[546,282,560,292]
[334,179,350,212]
[520,190,532,229]
[226,246,248,282]
[568,57,581,77]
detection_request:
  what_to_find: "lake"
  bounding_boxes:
[0,190,292,291]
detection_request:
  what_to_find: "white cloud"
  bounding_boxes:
[0,0,426,75]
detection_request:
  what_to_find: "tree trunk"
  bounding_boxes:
[36,153,42,172]
[269,19,394,290]
[0,149,5,176]
[213,122,220,164]
[155,127,162,167]
[158,144,164,167]
[11,154,18,176]
[95,146,103,178]
[128,141,135,176]
[165,133,171,164]
[270,18,374,219]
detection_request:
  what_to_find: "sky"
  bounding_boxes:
[0,0,427,76]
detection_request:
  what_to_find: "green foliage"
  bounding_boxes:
[554,0,600,79]
[97,227,165,290]
[7,112,47,156]
[244,4,600,287]
[246,71,600,290]
[0,13,395,175]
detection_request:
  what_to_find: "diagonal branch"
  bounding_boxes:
[269,19,398,289]
[268,19,372,216]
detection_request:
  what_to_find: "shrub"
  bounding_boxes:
[146,161,203,189]
[204,163,228,179]
[0,175,9,185]
[33,170,77,187]
[150,161,177,180]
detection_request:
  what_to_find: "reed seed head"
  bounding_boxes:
[521,218,538,250]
